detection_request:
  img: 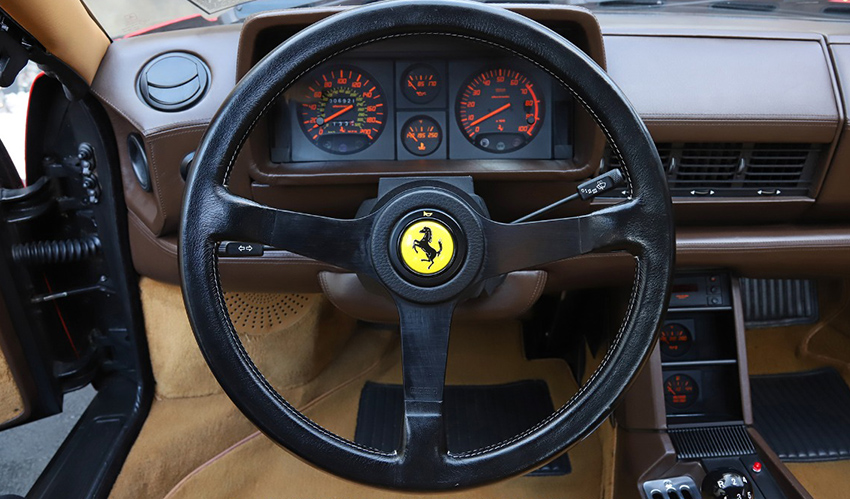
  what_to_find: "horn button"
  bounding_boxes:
[392,210,464,284]
[370,185,484,303]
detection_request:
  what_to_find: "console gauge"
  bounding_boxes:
[401,64,440,104]
[665,374,699,409]
[660,323,693,358]
[297,67,386,155]
[402,116,442,156]
[456,67,543,153]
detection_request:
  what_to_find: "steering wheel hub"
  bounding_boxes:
[392,209,464,284]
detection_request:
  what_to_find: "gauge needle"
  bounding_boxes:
[317,104,354,126]
[667,386,677,396]
[468,103,511,127]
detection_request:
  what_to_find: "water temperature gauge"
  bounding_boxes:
[401,116,442,156]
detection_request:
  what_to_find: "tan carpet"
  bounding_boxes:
[746,280,850,499]
[109,279,394,499]
[0,347,23,426]
[112,279,604,498]
[163,322,603,499]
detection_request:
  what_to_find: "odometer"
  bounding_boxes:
[456,68,543,154]
[297,67,386,155]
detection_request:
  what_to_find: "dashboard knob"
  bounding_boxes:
[702,469,754,499]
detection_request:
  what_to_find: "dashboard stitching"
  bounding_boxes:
[214,30,643,459]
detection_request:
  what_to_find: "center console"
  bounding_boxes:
[615,271,808,499]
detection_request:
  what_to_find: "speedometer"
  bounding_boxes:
[456,68,543,154]
[297,67,386,155]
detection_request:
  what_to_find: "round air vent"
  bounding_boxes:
[137,52,210,112]
[127,134,151,192]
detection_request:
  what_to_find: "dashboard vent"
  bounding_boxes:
[603,142,820,197]
[674,143,742,189]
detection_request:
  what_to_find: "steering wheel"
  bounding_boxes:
[179,0,673,491]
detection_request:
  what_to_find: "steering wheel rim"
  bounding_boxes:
[179,0,674,491]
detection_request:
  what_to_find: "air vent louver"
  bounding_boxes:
[603,142,819,197]
[743,143,811,189]
[674,143,742,189]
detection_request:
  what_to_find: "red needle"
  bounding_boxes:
[321,104,354,124]
[468,102,511,127]
[667,386,677,396]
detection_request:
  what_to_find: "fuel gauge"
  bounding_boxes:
[402,116,442,156]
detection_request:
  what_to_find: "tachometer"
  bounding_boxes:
[297,67,386,155]
[456,67,543,154]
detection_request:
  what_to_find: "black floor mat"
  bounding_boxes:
[751,368,850,462]
[354,380,571,476]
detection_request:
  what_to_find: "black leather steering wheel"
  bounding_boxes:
[179,0,673,491]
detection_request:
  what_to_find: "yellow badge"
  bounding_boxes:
[399,220,455,275]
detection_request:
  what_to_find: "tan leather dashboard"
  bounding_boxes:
[88,6,850,291]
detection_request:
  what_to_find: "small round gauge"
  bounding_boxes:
[402,116,442,156]
[297,67,386,155]
[401,64,441,104]
[456,67,543,154]
[660,323,693,358]
[665,374,699,410]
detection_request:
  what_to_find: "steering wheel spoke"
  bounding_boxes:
[394,298,456,465]
[208,189,376,275]
[481,200,642,278]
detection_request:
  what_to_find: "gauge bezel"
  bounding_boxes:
[454,64,545,154]
[401,115,443,157]
[664,373,700,410]
[447,60,552,160]
[659,322,694,358]
[396,111,448,160]
[400,63,442,105]
[288,60,396,162]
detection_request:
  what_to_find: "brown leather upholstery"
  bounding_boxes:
[605,34,841,143]
[318,271,547,323]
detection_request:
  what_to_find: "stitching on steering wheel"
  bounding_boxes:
[208,27,644,461]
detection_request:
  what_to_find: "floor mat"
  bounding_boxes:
[751,368,850,462]
[354,380,570,476]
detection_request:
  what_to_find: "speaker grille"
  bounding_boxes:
[224,292,314,334]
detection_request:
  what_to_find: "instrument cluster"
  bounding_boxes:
[270,58,568,163]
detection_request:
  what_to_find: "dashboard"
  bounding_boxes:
[270,55,571,163]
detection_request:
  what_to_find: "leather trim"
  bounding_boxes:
[318,271,547,323]
[91,25,240,135]
[605,34,841,143]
